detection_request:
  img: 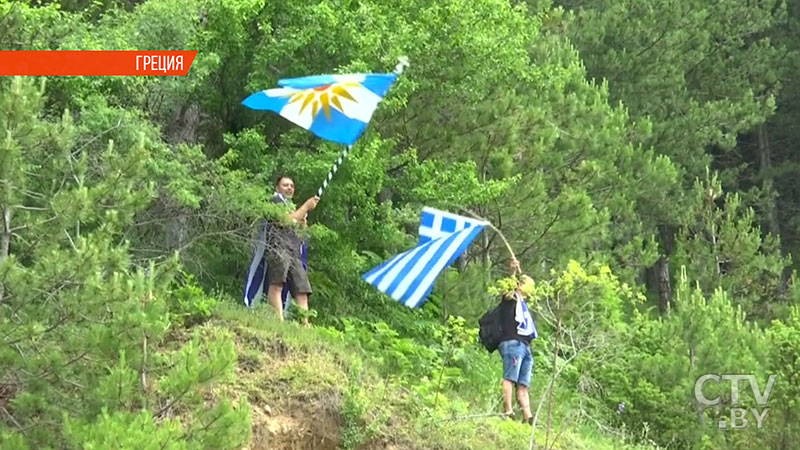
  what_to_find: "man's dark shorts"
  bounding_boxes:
[266,245,311,296]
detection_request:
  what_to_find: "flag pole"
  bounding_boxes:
[459,208,520,275]
[316,145,352,198]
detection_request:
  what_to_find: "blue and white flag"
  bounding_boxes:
[418,207,486,245]
[242,73,398,146]
[515,293,538,339]
[243,221,270,307]
[363,208,487,308]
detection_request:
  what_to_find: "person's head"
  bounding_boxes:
[500,274,535,302]
[274,175,295,198]
[517,275,534,296]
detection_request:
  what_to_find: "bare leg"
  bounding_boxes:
[267,284,284,321]
[295,293,309,310]
[502,379,514,415]
[295,293,310,326]
[516,385,532,420]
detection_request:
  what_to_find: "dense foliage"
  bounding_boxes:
[1,0,799,448]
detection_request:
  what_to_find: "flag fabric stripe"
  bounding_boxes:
[358,73,398,97]
[308,107,368,146]
[365,242,421,287]
[274,89,315,129]
[388,230,460,299]
[431,213,442,240]
[363,208,487,308]
[366,239,434,302]
[375,239,430,292]
[278,74,354,89]
[332,85,383,123]
[243,223,268,307]
[407,225,484,307]
[363,251,404,283]
[405,227,478,307]
[385,236,449,297]
[241,90,291,113]
[244,257,265,306]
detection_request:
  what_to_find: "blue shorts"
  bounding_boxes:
[499,339,533,387]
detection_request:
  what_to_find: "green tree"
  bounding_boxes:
[555,0,787,312]
[672,169,790,320]
[606,268,769,449]
[764,304,800,450]
[514,261,640,448]
[0,77,249,448]
[729,0,800,269]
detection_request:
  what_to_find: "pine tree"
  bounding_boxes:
[672,169,789,320]
[0,77,249,448]
[555,0,788,312]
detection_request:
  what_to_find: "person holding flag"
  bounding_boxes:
[266,175,318,321]
[496,259,538,424]
[242,58,408,316]
[243,175,318,321]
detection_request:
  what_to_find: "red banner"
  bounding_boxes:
[0,51,198,76]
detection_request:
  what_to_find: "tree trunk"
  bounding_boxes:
[656,256,671,313]
[1,207,9,260]
[166,103,202,145]
[711,222,721,279]
[378,187,392,205]
[165,196,189,255]
[656,225,674,313]
[0,206,10,304]
[758,124,780,239]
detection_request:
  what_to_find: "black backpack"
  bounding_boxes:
[478,304,504,353]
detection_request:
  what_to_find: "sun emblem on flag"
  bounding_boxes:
[286,82,360,121]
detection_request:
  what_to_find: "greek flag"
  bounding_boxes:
[363,208,487,308]
[515,293,537,338]
[242,73,398,145]
[418,207,485,245]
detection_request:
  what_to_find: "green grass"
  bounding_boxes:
[205,302,660,449]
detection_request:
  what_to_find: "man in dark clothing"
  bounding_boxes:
[497,260,537,423]
[265,176,319,321]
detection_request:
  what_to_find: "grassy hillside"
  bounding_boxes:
[206,302,660,450]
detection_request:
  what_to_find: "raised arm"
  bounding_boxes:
[287,196,319,222]
[510,257,521,275]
